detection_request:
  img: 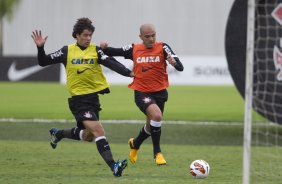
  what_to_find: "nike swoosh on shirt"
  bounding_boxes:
[77,68,90,74]
[141,67,153,72]
[7,62,45,81]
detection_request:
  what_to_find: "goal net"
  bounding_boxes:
[250,1,282,183]
[225,0,282,183]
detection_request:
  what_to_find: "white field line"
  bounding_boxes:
[0,118,244,126]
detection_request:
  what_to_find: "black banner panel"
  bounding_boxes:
[225,0,282,124]
[0,57,60,81]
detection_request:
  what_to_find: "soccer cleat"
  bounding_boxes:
[128,138,138,164]
[49,127,60,149]
[155,152,167,165]
[113,159,128,177]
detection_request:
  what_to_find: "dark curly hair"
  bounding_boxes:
[72,17,95,38]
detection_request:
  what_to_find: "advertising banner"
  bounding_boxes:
[0,57,60,82]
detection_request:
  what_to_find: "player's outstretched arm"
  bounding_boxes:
[31,30,67,67]
[100,56,133,77]
[97,47,132,77]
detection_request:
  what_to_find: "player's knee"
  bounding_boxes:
[146,105,163,122]
[152,113,162,122]
[84,121,105,138]
[82,130,94,142]
[94,124,105,137]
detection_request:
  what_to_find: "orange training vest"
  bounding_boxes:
[129,42,169,92]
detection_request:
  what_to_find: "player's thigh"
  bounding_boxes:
[154,89,168,113]
[134,90,156,114]
[68,94,101,129]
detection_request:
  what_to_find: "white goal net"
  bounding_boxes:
[247,0,282,183]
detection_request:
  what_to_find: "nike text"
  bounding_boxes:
[50,50,63,59]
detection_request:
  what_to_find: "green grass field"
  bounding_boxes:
[0,82,246,121]
[0,121,244,184]
[0,82,279,183]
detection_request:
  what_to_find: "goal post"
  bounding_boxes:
[243,0,255,183]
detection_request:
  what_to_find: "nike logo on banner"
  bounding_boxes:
[77,68,90,74]
[7,62,45,81]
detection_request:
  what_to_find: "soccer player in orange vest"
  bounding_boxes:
[100,23,184,165]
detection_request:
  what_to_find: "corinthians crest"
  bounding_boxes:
[272,4,282,81]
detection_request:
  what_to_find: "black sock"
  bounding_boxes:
[96,137,115,171]
[56,127,81,141]
[134,125,150,149]
[150,125,161,156]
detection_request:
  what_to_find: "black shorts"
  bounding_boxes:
[134,89,168,115]
[68,93,102,129]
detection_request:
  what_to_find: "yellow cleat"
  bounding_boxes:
[155,152,166,165]
[128,138,138,164]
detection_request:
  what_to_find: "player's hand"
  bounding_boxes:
[100,41,109,49]
[31,30,48,47]
[130,71,135,77]
[167,54,176,66]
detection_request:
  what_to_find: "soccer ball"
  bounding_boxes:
[189,159,210,179]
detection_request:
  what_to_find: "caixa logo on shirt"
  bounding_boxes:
[71,58,95,64]
[136,56,160,63]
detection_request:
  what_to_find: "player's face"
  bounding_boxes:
[76,29,93,47]
[140,28,156,49]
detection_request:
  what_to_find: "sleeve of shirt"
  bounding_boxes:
[102,44,133,60]
[97,47,132,77]
[37,46,67,67]
[162,43,184,71]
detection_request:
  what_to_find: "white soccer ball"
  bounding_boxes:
[189,159,210,179]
